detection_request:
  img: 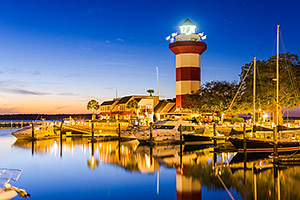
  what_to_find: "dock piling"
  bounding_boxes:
[213,123,217,146]
[179,124,182,143]
[91,122,95,141]
[273,126,278,157]
[243,123,247,154]
[31,121,35,139]
[150,122,153,143]
[118,123,121,140]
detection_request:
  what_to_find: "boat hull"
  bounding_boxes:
[184,134,225,142]
[229,138,300,153]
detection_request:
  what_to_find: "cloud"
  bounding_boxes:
[81,46,92,51]
[0,106,20,114]
[117,38,124,42]
[54,106,69,110]
[1,88,50,95]
[30,70,41,75]
[58,92,80,96]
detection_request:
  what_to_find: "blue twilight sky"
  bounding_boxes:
[0,0,299,114]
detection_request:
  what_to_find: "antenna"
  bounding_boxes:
[116,88,118,99]
[156,66,159,98]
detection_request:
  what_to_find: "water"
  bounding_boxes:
[1,129,300,199]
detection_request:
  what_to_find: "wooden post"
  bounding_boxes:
[10,121,12,129]
[150,122,153,142]
[21,120,23,128]
[118,123,121,140]
[60,121,64,136]
[273,126,278,157]
[213,123,217,146]
[243,123,247,154]
[91,122,94,141]
[179,124,182,143]
[31,121,35,139]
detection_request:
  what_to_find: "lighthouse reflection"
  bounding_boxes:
[12,139,300,199]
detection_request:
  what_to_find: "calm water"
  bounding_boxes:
[1,128,300,200]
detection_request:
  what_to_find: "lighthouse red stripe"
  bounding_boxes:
[176,95,188,108]
[169,41,207,55]
[176,67,200,81]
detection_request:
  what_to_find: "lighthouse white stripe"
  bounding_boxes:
[176,80,200,95]
[176,53,200,68]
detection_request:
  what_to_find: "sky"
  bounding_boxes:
[0,0,300,114]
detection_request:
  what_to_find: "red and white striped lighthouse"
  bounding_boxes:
[169,18,207,109]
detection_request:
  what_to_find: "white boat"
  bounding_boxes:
[12,121,58,140]
[0,168,30,199]
[134,120,198,143]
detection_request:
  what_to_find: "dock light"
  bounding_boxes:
[262,113,269,119]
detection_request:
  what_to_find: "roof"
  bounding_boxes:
[154,100,176,113]
[117,96,132,105]
[134,98,142,103]
[180,18,195,26]
[154,100,168,113]
[100,100,117,106]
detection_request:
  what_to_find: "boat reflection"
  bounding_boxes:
[12,139,300,199]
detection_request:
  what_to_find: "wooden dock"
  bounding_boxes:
[0,121,32,129]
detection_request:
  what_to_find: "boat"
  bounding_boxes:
[119,125,138,140]
[183,124,226,142]
[229,137,300,153]
[229,26,300,153]
[12,121,58,140]
[0,168,30,199]
[183,133,225,142]
[253,125,300,134]
[134,120,198,144]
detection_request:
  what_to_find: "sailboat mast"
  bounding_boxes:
[253,57,256,125]
[156,66,159,98]
[276,25,280,126]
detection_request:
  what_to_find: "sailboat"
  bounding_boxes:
[229,25,300,153]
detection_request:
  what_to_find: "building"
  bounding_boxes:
[99,95,159,123]
[169,18,207,109]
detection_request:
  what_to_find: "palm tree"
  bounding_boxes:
[147,89,155,96]
[126,99,139,115]
[87,99,100,120]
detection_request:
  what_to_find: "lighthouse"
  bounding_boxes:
[169,18,207,109]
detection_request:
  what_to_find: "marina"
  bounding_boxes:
[1,0,300,199]
[2,127,300,199]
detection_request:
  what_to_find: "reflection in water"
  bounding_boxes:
[87,142,99,169]
[12,138,300,199]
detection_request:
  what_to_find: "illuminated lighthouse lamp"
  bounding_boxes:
[166,18,207,43]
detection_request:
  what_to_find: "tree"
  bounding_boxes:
[87,100,100,120]
[126,99,139,115]
[147,89,155,96]
[184,81,239,119]
[238,53,300,124]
